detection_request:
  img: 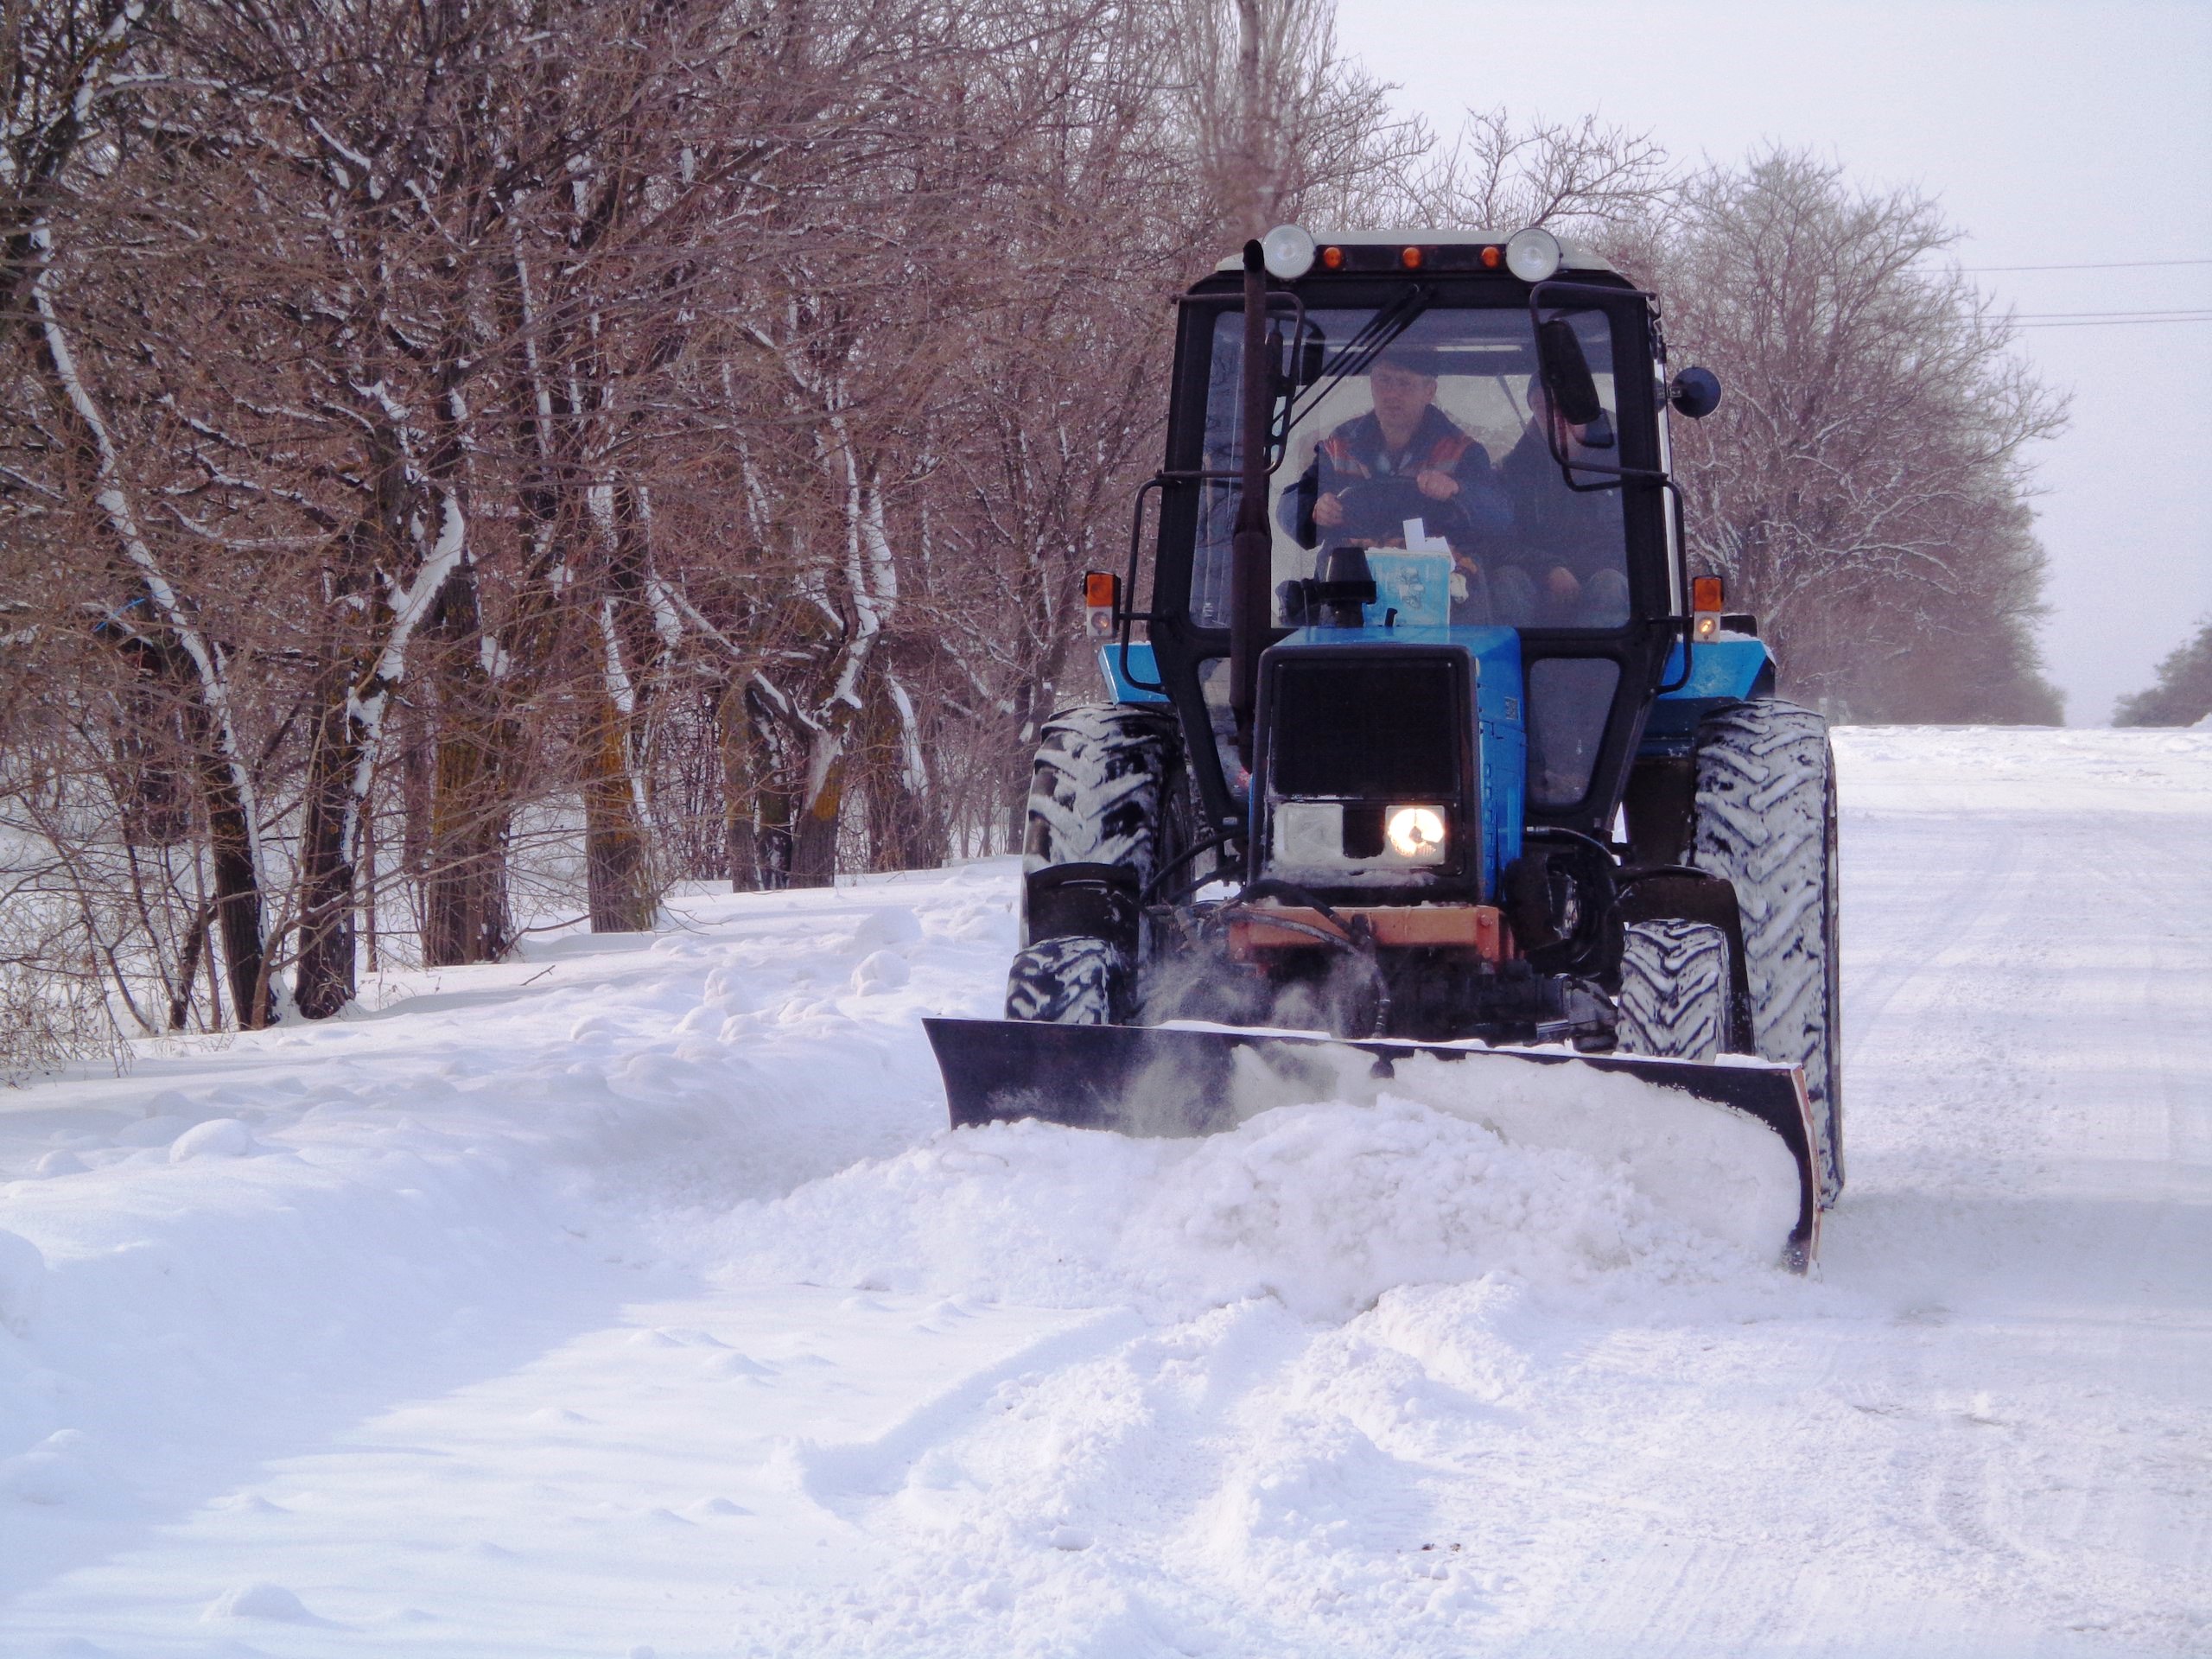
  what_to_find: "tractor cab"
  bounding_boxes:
[1126,229,1693,880]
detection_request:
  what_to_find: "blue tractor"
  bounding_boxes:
[926,226,1840,1265]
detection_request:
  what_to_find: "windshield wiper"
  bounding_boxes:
[1281,284,1434,437]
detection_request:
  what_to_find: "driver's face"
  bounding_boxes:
[1370,360,1437,428]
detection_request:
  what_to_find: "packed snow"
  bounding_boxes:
[0,726,2205,1656]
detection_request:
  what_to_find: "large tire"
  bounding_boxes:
[1008,704,1187,1024]
[1005,936,1128,1025]
[1692,700,1844,1205]
[1020,704,1184,899]
[1617,918,1731,1063]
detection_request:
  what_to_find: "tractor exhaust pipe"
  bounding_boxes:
[1229,238,1271,771]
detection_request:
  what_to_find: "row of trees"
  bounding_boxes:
[3,0,2068,1061]
[2115,620,2212,725]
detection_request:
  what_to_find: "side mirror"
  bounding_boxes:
[1669,366,1722,420]
[1537,319,1605,426]
[1535,317,1617,455]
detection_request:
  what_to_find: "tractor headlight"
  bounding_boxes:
[1383,805,1447,861]
[1262,223,1317,280]
[1504,226,1562,283]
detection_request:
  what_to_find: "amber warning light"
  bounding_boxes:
[1084,571,1119,641]
[1692,575,1724,641]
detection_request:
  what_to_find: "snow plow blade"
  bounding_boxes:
[922,1017,1820,1269]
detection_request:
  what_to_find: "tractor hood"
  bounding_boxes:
[1250,625,1526,904]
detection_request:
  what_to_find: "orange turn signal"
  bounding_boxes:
[1691,575,1724,640]
[1481,245,1502,269]
[1084,571,1119,640]
[1319,245,1344,270]
[1401,245,1424,270]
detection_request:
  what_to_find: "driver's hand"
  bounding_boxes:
[1546,567,1581,604]
[1312,492,1346,528]
[1415,468,1459,501]
[1449,570,1469,601]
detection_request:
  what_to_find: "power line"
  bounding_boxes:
[2013,308,2212,321]
[1961,257,2212,273]
[2013,315,2212,328]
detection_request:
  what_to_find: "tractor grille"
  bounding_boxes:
[1268,658,1458,799]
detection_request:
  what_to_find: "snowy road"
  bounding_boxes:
[0,728,2205,1656]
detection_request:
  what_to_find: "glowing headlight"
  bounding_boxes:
[1384,805,1447,861]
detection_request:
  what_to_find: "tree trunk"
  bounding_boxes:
[787,744,842,888]
[186,700,271,1027]
[861,671,945,872]
[423,572,512,967]
[583,692,658,930]
[292,624,362,1018]
[719,677,791,892]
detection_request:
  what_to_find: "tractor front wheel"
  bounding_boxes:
[1692,699,1844,1205]
[1005,936,1128,1025]
[1006,703,1188,1026]
[1616,918,1733,1063]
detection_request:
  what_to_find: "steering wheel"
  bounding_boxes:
[1325,475,1452,545]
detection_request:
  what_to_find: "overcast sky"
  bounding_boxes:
[1334,0,2212,724]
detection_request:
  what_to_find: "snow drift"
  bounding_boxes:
[717,1050,1802,1322]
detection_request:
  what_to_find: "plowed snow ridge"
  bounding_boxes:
[0,726,2205,1657]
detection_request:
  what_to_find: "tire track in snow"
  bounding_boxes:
[1837,810,2024,1072]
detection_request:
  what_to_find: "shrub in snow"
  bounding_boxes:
[204,1582,319,1623]
[0,1429,93,1504]
[168,1117,257,1162]
[851,950,912,994]
[851,907,924,949]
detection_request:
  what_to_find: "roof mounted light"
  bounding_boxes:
[1504,226,1562,283]
[1261,224,1317,280]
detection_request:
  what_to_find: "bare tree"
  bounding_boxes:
[1171,0,1424,238]
[1380,107,1671,233]
[1631,149,2068,720]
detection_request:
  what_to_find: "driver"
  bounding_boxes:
[1281,345,1510,569]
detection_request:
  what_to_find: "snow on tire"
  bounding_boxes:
[1692,699,1845,1205]
[1617,918,1731,1063]
[1004,936,1128,1025]
[1021,704,1181,893]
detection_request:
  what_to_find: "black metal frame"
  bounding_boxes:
[1123,263,1689,859]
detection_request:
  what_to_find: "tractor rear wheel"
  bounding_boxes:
[1692,700,1844,1205]
[1616,918,1732,1063]
[1006,704,1187,1026]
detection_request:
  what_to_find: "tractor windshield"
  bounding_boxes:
[1187,304,1628,632]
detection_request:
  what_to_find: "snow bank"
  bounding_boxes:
[715,1051,1800,1321]
[1834,722,2212,813]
